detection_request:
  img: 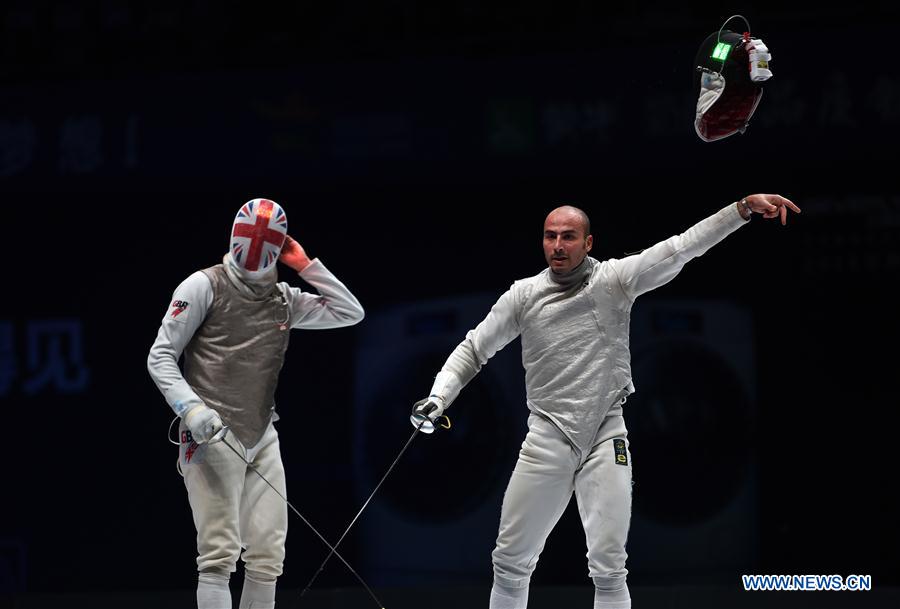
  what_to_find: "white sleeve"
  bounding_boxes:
[609,203,748,303]
[438,286,522,406]
[146,271,213,417]
[283,258,365,330]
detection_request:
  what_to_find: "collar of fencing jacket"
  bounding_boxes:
[548,256,592,290]
[223,252,278,299]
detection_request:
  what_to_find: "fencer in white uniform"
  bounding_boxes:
[412,195,800,609]
[148,199,364,609]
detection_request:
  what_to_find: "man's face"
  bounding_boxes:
[543,208,593,274]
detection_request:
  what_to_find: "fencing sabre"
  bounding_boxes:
[300,411,452,599]
[212,427,386,609]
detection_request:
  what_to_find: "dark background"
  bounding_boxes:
[2,0,898,606]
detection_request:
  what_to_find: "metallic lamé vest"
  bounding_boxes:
[183,265,290,448]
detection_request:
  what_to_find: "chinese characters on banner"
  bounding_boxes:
[0,319,90,396]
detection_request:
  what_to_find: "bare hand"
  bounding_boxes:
[278,235,312,272]
[744,194,801,226]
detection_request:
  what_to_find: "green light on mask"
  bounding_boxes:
[711,42,732,61]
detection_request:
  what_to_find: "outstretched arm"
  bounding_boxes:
[612,194,799,302]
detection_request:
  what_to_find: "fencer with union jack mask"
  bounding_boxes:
[148,199,364,609]
[411,195,800,609]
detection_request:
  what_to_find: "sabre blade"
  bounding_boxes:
[217,433,384,608]
[301,419,427,597]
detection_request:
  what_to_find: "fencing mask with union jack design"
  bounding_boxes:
[230,198,288,277]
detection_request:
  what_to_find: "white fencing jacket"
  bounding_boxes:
[432,203,748,452]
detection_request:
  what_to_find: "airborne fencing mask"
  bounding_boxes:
[694,15,772,142]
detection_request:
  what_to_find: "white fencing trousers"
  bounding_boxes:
[491,410,632,606]
[181,420,288,581]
